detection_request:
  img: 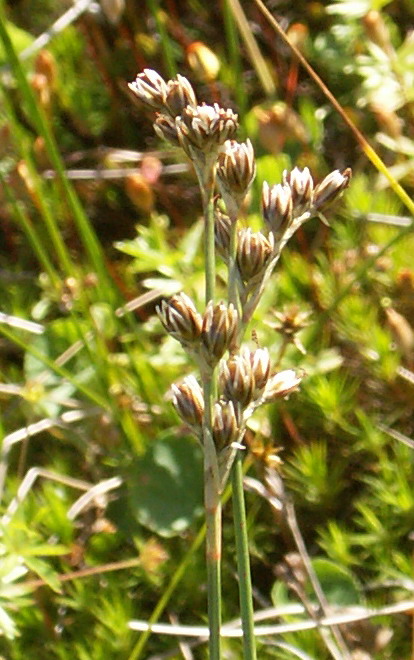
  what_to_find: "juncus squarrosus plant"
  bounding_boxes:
[129,68,351,660]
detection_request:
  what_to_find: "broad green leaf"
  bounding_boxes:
[117,435,203,537]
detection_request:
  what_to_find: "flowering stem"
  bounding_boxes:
[227,217,257,659]
[197,161,222,659]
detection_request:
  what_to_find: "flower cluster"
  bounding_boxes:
[129,69,239,164]
[129,68,351,481]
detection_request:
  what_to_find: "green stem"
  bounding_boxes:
[197,159,221,658]
[202,183,217,304]
[228,217,240,314]
[227,212,257,658]
[231,451,257,659]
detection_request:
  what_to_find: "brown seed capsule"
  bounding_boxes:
[200,301,238,366]
[212,400,239,450]
[237,228,274,282]
[101,0,125,24]
[248,347,271,393]
[214,207,232,259]
[217,139,256,217]
[154,113,181,147]
[176,103,239,157]
[262,181,293,239]
[262,369,301,403]
[157,293,202,348]
[172,376,204,429]
[313,168,352,210]
[282,166,314,214]
[124,173,154,214]
[164,74,197,117]
[187,41,221,82]
[128,69,168,110]
[220,353,255,407]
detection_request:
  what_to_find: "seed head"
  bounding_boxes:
[171,376,204,429]
[128,69,168,110]
[212,400,239,450]
[262,181,293,239]
[282,166,313,213]
[200,301,238,367]
[220,353,255,407]
[217,139,256,216]
[237,228,274,282]
[214,207,232,259]
[262,369,302,403]
[176,103,239,157]
[248,347,271,393]
[154,113,181,147]
[165,74,197,117]
[157,293,202,348]
[313,168,352,210]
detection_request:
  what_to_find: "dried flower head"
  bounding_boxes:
[214,207,232,259]
[313,168,352,210]
[154,113,181,147]
[248,347,271,393]
[267,305,311,354]
[171,375,204,429]
[157,293,202,349]
[212,400,239,450]
[262,181,293,239]
[200,301,238,366]
[237,228,274,282]
[176,103,239,157]
[282,166,313,214]
[128,69,168,110]
[262,369,302,403]
[165,74,197,117]
[217,139,256,216]
[219,353,255,407]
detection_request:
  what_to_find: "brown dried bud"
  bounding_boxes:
[212,400,239,450]
[217,139,256,216]
[157,293,202,348]
[268,305,311,354]
[128,69,168,110]
[164,74,197,117]
[248,347,271,393]
[124,173,154,213]
[101,0,125,24]
[34,50,57,90]
[237,228,274,282]
[282,166,314,214]
[187,41,221,82]
[220,353,255,407]
[200,301,238,366]
[313,168,352,210]
[31,74,51,114]
[362,10,392,53]
[176,103,239,157]
[262,369,301,403]
[262,181,293,238]
[214,207,232,259]
[154,113,181,147]
[172,376,204,429]
[385,307,414,356]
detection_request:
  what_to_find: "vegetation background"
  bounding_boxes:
[0,0,414,658]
